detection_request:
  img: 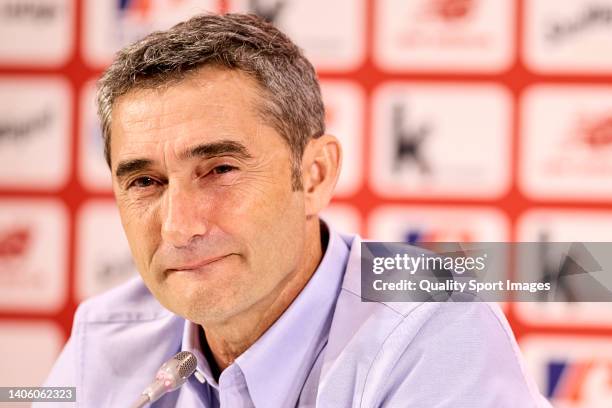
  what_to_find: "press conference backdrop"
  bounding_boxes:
[1,0,611,406]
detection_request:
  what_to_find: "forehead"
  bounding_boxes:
[109,66,268,165]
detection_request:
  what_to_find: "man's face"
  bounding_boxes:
[109,66,308,325]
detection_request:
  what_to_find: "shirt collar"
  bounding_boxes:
[182,221,349,408]
[182,318,214,386]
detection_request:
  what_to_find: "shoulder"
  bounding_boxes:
[73,275,173,324]
[325,297,547,406]
[320,234,548,407]
[43,277,185,406]
[366,301,548,406]
[69,276,184,371]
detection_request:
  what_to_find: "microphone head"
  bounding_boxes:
[174,351,198,379]
[140,351,198,405]
[154,351,198,391]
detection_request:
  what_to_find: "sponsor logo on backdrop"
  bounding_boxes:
[116,0,193,46]
[115,0,189,44]
[546,4,612,44]
[428,0,476,22]
[522,336,612,407]
[392,104,432,175]
[96,252,137,285]
[531,231,610,302]
[516,210,612,325]
[77,201,137,300]
[371,83,511,198]
[228,0,365,71]
[247,0,286,24]
[0,0,72,65]
[391,0,490,49]
[86,0,364,70]
[368,206,509,242]
[0,201,67,311]
[375,0,513,71]
[524,1,612,73]
[0,79,70,189]
[574,112,612,149]
[0,1,59,20]
[0,109,52,143]
[520,86,612,200]
[83,0,217,66]
[0,226,37,289]
[0,227,31,259]
[536,231,578,302]
[403,228,473,244]
[320,81,364,196]
[367,206,508,284]
[545,359,612,403]
[536,112,612,175]
[117,0,152,24]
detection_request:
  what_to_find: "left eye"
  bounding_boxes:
[211,165,237,175]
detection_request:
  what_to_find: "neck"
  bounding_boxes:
[201,219,326,375]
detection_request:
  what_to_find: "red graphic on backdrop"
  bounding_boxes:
[546,359,612,403]
[0,227,31,259]
[429,0,476,22]
[576,114,612,149]
[397,0,489,49]
[541,112,612,176]
[120,0,152,20]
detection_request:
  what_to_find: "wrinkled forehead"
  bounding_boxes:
[112,67,263,130]
[111,70,258,143]
[109,67,269,163]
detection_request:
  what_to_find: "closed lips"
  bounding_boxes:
[169,255,230,271]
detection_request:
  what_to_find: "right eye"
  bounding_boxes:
[128,176,159,189]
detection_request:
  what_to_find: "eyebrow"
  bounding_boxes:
[114,140,253,181]
[115,158,153,181]
[179,140,252,161]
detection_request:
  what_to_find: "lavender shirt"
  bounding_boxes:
[175,223,349,407]
[38,222,550,407]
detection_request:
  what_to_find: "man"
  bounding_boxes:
[41,13,550,407]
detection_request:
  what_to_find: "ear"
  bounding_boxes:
[301,134,342,218]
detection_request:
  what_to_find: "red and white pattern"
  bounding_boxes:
[1,1,612,404]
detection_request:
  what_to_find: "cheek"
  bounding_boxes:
[209,179,295,233]
[205,178,303,268]
[229,188,304,258]
[118,202,160,273]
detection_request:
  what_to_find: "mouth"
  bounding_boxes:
[167,254,232,273]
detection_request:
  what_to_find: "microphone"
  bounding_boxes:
[131,351,198,408]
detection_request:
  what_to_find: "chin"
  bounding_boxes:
[166,283,249,325]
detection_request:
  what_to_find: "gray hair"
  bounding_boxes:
[96,13,325,190]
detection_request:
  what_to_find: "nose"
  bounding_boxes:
[160,181,208,248]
